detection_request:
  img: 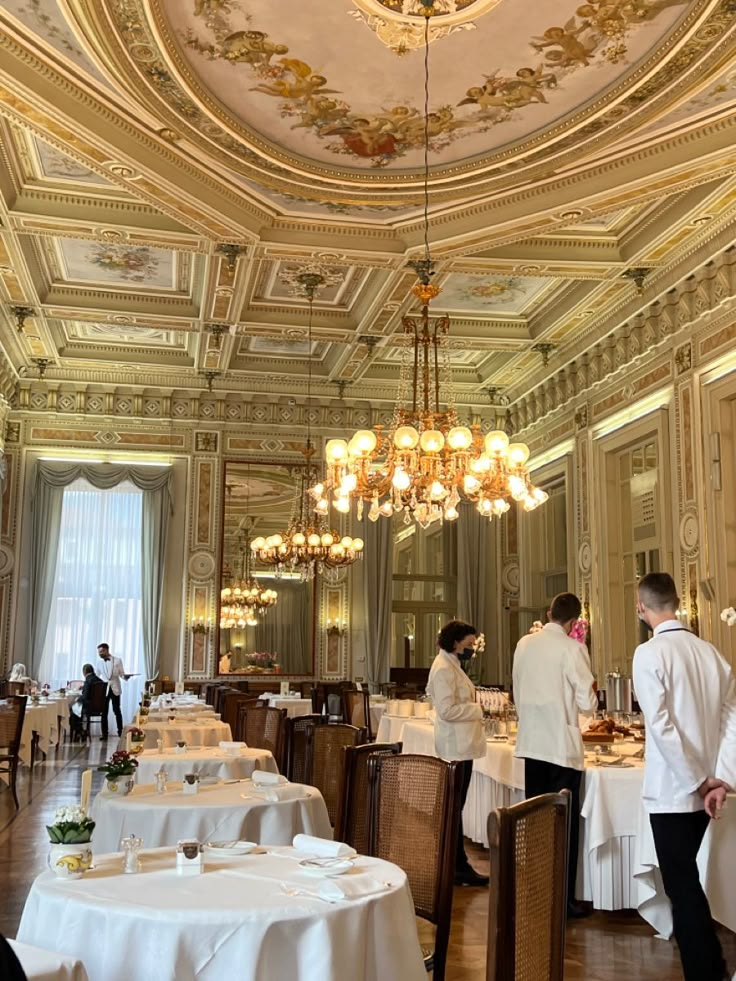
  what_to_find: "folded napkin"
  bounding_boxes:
[252,770,287,786]
[219,741,246,751]
[317,875,388,902]
[293,834,356,858]
[260,785,305,802]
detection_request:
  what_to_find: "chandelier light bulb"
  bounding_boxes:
[532,487,549,505]
[307,533,321,547]
[485,430,510,455]
[251,537,265,550]
[340,473,358,493]
[292,532,306,546]
[271,534,283,547]
[392,468,411,491]
[509,476,527,501]
[430,480,447,499]
[311,482,324,498]
[334,497,351,513]
[507,442,531,466]
[463,474,481,494]
[444,505,459,520]
[523,495,538,511]
[393,426,420,450]
[419,429,445,453]
[380,500,394,516]
[447,426,473,451]
[349,430,378,455]
[353,538,364,551]
[325,438,349,464]
[321,532,334,546]
[314,498,329,515]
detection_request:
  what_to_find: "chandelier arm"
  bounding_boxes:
[433,313,441,415]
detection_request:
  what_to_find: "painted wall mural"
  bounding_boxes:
[168,0,688,168]
[436,274,550,313]
[34,139,111,185]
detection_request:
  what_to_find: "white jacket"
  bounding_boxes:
[632,621,736,813]
[426,650,485,762]
[99,656,125,696]
[513,622,597,771]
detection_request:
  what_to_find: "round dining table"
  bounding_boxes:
[8,939,89,981]
[17,846,425,981]
[119,719,232,750]
[134,746,278,784]
[90,779,331,852]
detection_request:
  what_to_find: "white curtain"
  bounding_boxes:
[37,479,145,722]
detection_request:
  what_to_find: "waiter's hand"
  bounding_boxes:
[697,776,727,799]
[704,785,728,819]
[123,673,133,680]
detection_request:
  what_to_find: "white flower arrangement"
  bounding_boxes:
[47,804,95,844]
[529,620,544,634]
[473,633,486,655]
[720,607,736,627]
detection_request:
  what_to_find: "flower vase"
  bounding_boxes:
[130,742,145,756]
[105,776,135,796]
[48,842,93,879]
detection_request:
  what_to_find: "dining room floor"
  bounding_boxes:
[2,743,734,981]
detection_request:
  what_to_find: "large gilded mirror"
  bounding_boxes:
[218,461,315,676]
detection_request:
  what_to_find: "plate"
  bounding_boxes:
[596,760,633,768]
[206,840,257,856]
[298,857,354,876]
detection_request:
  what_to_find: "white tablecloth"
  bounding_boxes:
[8,939,88,981]
[135,747,278,784]
[17,847,425,981]
[18,698,73,766]
[375,714,414,744]
[260,696,313,719]
[119,720,232,750]
[90,780,331,852]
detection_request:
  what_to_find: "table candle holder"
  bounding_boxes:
[176,839,203,875]
[120,834,143,874]
[182,773,199,795]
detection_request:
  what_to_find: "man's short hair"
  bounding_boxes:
[82,663,94,675]
[638,572,679,612]
[97,643,109,651]
[549,592,582,624]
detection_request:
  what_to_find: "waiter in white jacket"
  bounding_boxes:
[426,620,488,887]
[512,592,597,917]
[633,572,736,981]
[97,642,127,740]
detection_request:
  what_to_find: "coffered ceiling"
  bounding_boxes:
[0,0,735,412]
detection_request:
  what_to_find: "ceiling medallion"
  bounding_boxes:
[277,263,344,297]
[349,0,500,54]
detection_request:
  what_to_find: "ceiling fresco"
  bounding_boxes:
[0,0,733,412]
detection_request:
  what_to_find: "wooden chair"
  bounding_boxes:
[486,792,570,981]
[367,754,462,981]
[0,696,28,808]
[342,688,374,740]
[298,681,314,699]
[213,685,239,716]
[82,682,107,741]
[284,714,324,782]
[335,742,402,853]
[233,697,263,743]
[222,693,259,738]
[7,682,26,697]
[307,723,365,826]
[239,706,287,767]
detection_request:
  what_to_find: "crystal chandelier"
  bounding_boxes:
[219,490,278,628]
[309,5,547,529]
[250,272,364,579]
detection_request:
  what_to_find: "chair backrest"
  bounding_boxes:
[285,714,324,782]
[335,742,402,853]
[223,693,258,737]
[0,696,27,753]
[342,689,371,735]
[486,792,570,981]
[307,723,365,826]
[213,685,239,716]
[298,681,314,699]
[204,683,220,706]
[240,706,287,764]
[7,682,26,697]
[234,697,263,744]
[368,753,461,981]
[85,681,107,718]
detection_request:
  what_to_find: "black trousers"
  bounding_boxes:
[456,759,474,873]
[650,811,726,981]
[524,758,582,905]
[103,690,123,737]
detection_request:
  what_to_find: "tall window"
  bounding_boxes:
[38,478,145,720]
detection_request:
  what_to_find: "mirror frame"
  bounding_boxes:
[216,458,318,678]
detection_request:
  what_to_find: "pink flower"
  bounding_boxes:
[570,618,589,644]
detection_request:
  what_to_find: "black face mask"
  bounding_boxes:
[458,647,474,663]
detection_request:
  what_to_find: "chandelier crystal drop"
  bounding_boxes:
[308,10,547,529]
[250,271,365,579]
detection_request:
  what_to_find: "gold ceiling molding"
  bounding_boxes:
[74,0,729,205]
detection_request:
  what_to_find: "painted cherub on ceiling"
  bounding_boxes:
[182,0,687,167]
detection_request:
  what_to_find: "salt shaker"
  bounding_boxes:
[156,738,163,754]
[120,834,143,874]
[155,767,168,794]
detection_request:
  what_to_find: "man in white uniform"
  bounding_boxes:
[633,572,736,981]
[97,642,126,740]
[512,592,597,917]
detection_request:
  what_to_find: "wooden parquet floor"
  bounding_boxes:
[1,744,734,980]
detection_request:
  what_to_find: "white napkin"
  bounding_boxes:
[260,785,306,802]
[219,741,246,751]
[317,875,388,901]
[293,834,356,858]
[252,770,287,786]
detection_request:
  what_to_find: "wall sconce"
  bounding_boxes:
[191,616,210,636]
[326,619,347,636]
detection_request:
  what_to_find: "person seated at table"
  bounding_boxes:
[7,663,37,692]
[69,664,104,741]
[426,619,489,888]
[512,591,597,919]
